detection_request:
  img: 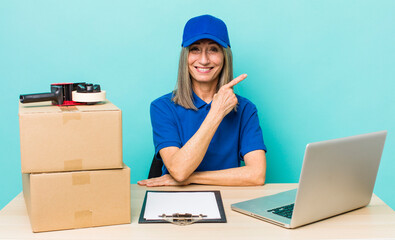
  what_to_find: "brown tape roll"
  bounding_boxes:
[72,90,106,103]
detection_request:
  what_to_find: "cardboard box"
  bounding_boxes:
[22,165,131,232]
[19,100,123,173]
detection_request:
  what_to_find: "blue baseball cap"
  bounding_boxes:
[182,14,230,48]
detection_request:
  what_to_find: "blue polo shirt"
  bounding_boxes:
[150,92,266,175]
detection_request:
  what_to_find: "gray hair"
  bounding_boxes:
[172,46,234,110]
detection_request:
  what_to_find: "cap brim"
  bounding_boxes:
[182,34,229,48]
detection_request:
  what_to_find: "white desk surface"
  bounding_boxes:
[1,184,395,240]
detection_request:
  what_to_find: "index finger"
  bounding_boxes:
[225,74,247,88]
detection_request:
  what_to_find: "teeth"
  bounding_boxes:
[196,67,211,73]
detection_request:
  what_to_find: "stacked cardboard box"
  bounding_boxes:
[19,101,131,232]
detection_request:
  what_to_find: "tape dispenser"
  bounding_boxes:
[19,82,106,106]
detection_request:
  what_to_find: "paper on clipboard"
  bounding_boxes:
[143,192,222,220]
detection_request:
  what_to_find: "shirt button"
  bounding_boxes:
[206,105,210,110]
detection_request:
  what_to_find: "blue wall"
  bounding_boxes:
[1,1,394,210]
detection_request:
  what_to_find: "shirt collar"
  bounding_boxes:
[192,91,208,109]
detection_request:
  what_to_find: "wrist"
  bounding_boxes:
[206,108,225,126]
[185,172,198,185]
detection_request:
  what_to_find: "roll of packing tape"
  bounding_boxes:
[72,90,106,103]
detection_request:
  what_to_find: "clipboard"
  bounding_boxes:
[139,190,227,224]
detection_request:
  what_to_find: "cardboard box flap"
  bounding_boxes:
[19,100,120,115]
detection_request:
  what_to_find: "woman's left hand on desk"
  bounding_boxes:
[138,174,189,187]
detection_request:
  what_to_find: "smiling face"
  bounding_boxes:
[188,39,225,85]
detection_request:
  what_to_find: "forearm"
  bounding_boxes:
[138,151,266,187]
[187,166,266,186]
[164,110,223,181]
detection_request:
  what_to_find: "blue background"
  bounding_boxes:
[1,1,394,210]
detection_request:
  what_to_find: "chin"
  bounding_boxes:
[192,73,219,82]
[194,78,216,83]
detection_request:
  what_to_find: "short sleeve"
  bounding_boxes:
[239,103,267,159]
[150,99,182,159]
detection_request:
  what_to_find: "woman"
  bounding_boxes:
[138,14,267,187]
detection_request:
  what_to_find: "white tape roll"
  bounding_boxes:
[72,90,106,103]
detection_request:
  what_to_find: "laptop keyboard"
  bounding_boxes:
[267,203,294,219]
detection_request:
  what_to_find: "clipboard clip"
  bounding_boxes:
[159,213,207,226]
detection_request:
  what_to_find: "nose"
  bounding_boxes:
[198,50,210,65]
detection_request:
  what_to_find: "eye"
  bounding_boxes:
[210,47,219,52]
[208,45,221,54]
[189,46,201,53]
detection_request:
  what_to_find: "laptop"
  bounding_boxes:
[231,131,387,229]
